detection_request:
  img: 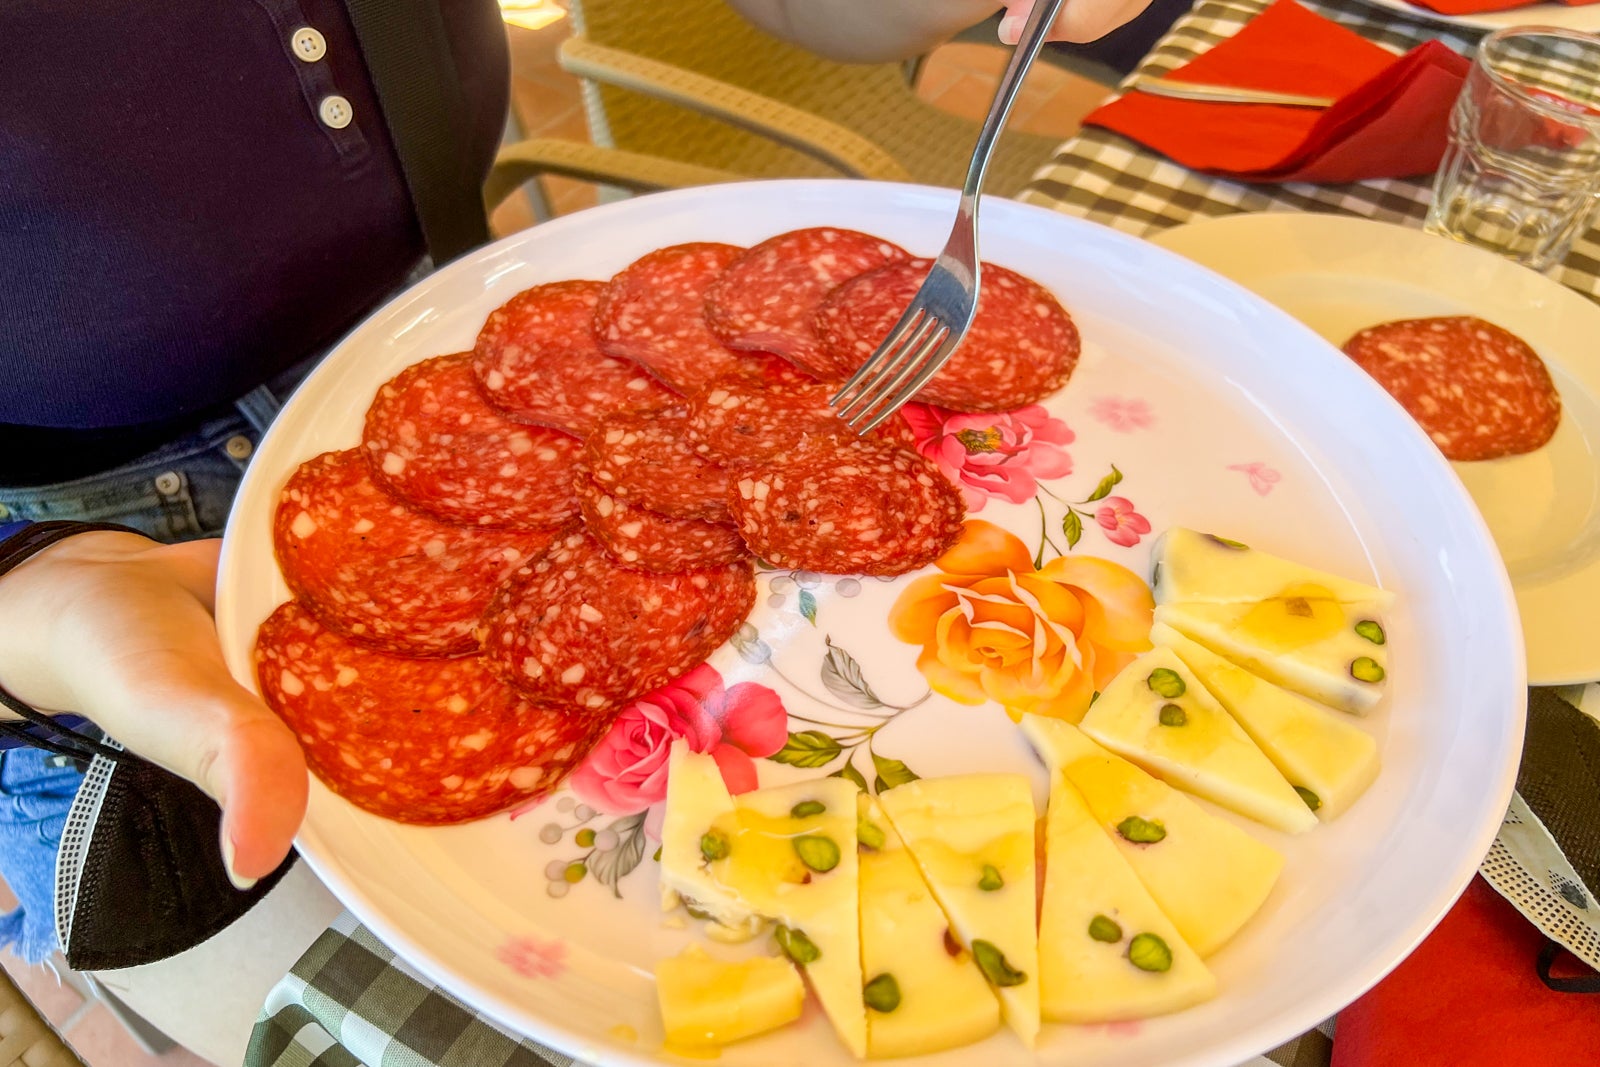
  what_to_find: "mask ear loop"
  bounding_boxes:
[0,688,125,764]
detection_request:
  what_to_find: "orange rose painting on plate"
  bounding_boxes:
[889,519,1154,723]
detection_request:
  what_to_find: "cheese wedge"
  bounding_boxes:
[659,745,866,1057]
[1152,623,1380,820]
[714,778,867,1059]
[1079,648,1315,834]
[1019,717,1282,957]
[1150,527,1395,608]
[857,795,1001,1058]
[879,775,1040,1049]
[1155,597,1389,715]
[659,741,763,938]
[1037,770,1216,1022]
[655,946,805,1049]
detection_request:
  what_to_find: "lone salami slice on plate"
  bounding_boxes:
[705,227,908,378]
[583,409,732,522]
[363,353,581,528]
[480,530,755,712]
[686,379,917,467]
[1341,315,1561,461]
[575,471,746,573]
[816,258,1082,411]
[256,601,610,825]
[473,280,674,437]
[273,449,553,656]
[594,243,770,394]
[731,437,965,576]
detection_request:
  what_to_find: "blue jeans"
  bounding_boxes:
[0,362,310,961]
[0,375,295,540]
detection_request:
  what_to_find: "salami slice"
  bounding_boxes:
[705,228,908,378]
[1341,316,1561,461]
[480,530,755,711]
[594,243,773,394]
[576,473,746,573]
[815,258,1081,411]
[273,449,553,656]
[362,353,581,528]
[256,601,609,825]
[473,280,674,437]
[686,379,918,466]
[730,437,965,577]
[582,409,732,522]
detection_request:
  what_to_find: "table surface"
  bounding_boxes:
[245,1,1600,1064]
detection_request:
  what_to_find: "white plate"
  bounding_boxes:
[216,181,1524,1067]
[1353,0,1600,31]
[1151,211,1600,685]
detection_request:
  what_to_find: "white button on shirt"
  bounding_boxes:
[290,27,328,63]
[319,95,353,130]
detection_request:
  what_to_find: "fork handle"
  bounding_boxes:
[961,0,1066,207]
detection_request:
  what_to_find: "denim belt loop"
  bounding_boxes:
[233,384,284,437]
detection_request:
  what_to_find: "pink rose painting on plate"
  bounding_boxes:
[1095,496,1153,547]
[902,402,1074,511]
[1088,396,1154,433]
[569,663,787,815]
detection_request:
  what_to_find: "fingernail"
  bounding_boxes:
[220,834,258,892]
[998,12,1024,44]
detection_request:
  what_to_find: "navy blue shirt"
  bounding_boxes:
[0,0,509,478]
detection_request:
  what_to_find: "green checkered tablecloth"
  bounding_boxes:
[247,2,1600,1065]
[245,915,1328,1067]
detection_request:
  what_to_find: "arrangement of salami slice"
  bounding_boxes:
[257,225,1083,826]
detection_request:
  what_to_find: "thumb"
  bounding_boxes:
[193,694,310,887]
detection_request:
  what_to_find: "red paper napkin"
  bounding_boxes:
[1333,876,1600,1067]
[1084,0,1471,184]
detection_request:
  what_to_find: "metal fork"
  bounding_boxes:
[831,0,1066,433]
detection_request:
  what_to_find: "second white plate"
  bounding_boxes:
[1152,210,1600,684]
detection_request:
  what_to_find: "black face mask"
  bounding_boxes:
[57,744,295,972]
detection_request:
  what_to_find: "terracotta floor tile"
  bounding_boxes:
[922,71,1005,125]
[63,1003,214,1067]
[0,875,19,912]
[913,51,970,102]
[0,952,85,1028]
[547,175,599,216]
[936,40,1013,78]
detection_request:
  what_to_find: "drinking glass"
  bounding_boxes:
[1425,27,1600,272]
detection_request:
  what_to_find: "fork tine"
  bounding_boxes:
[857,333,962,431]
[842,321,950,432]
[830,305,927,406]
[834,313,942,422]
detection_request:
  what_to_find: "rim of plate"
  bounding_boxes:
[218,180,1527,1067]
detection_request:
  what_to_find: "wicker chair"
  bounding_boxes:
[485,0,1061,215]
[0,968,82,1067]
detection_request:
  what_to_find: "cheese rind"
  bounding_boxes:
[1151,623,1380,819]
[1037,771,1216,1021]
[655,947,805,1048]
[1019,717,1282,957]
[857,795,1001,1058]
[1150,527,1394,608]
[1155,598,1389,715]
[878,775,1040,1048]
[1080,647,1316,834]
